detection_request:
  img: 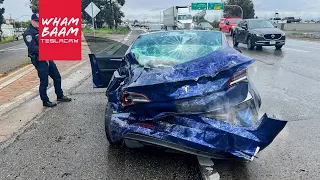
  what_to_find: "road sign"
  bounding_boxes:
[191,3,208,10]
[85,2,100,18]
[84,2,101,37]
[208,3,224,10]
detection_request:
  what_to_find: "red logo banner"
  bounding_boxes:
[39,0,82,61]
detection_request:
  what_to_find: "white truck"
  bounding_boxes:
[163,6,193,30]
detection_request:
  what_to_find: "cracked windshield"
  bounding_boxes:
[0,0,319,180]
[131,31,222,67]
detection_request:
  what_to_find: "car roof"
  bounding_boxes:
[245,19,269,21]
[139,30,224,37]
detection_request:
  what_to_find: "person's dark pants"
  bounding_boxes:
[36,61,64,103]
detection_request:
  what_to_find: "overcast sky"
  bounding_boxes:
[1,0,319,21]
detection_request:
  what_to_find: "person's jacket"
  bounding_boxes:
[23,24,39,66]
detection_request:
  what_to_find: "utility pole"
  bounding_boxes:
[91,1,95,37]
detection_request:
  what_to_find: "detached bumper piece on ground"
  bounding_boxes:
[90,31,287,161]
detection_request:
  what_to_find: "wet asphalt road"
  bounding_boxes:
[1,30,320,179]
[0,40,28,75]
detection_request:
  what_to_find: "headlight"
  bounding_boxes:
[282,32,286,36]
[255,34,264,37]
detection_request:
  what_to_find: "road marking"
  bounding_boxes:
[287,44,320,50]
[0,47,27,52]
[284,47,309,53]
[97,31,132,54]
[197,156,220,180]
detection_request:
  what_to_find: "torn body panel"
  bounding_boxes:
[109,110,287,161]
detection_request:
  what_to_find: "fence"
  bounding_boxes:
[276,23,320,32]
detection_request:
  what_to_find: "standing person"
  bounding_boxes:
[23,13,72,107]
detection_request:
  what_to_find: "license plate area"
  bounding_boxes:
[270,40,276,45]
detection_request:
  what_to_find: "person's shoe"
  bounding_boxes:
[43,101,57,108]
[57,96,72,102]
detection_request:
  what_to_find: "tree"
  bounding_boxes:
[30,0,38,13]
[82,0,126,29]
[223,0,255,19]
[0,0,5,28]
[29,0,126,29]
[113,3,124,28]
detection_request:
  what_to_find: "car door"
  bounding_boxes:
[89,54,124,88]
[237,21,248,42]
[219,19,225,30]
[222,20,229,32]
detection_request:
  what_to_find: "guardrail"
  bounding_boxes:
[276,23,320,32]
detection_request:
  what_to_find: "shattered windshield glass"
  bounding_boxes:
[131,31,223,68]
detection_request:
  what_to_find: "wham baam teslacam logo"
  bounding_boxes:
[41,17,80,44]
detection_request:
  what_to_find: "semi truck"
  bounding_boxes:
[163,6,193,30]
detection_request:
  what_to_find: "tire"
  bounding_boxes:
[256,46,262,50]
[275,45,283,50]
[105,103,123,145]
[233,35,239,47]
[247,37,254,50]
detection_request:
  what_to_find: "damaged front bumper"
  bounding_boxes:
[109,111,287,161]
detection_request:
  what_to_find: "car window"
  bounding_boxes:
[178,15,192,20]
[130,31,223,68]
[242,21,247,27]
[228,19,241,24]
[201,22,212,28]
[248,20,274,29]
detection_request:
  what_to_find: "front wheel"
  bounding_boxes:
[275,45,283,50]
[247,37,254,50]
[233,35,239,47]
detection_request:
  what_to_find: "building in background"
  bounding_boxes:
[0,24,14,37]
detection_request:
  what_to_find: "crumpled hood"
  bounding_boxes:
[126,47,254,88]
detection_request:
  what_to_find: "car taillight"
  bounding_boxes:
[121,92,150,107]
[227,69,248,87]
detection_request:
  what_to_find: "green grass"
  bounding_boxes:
[83,27,129,34]
[0,36,15,44]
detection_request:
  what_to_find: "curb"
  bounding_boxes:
[0,32,131,117]
[0,60,87,117]
[0,65,34,90]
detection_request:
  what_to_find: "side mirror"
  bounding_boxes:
[226,22,230,25]
[234,47,242,53]
[241,25,247,30]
